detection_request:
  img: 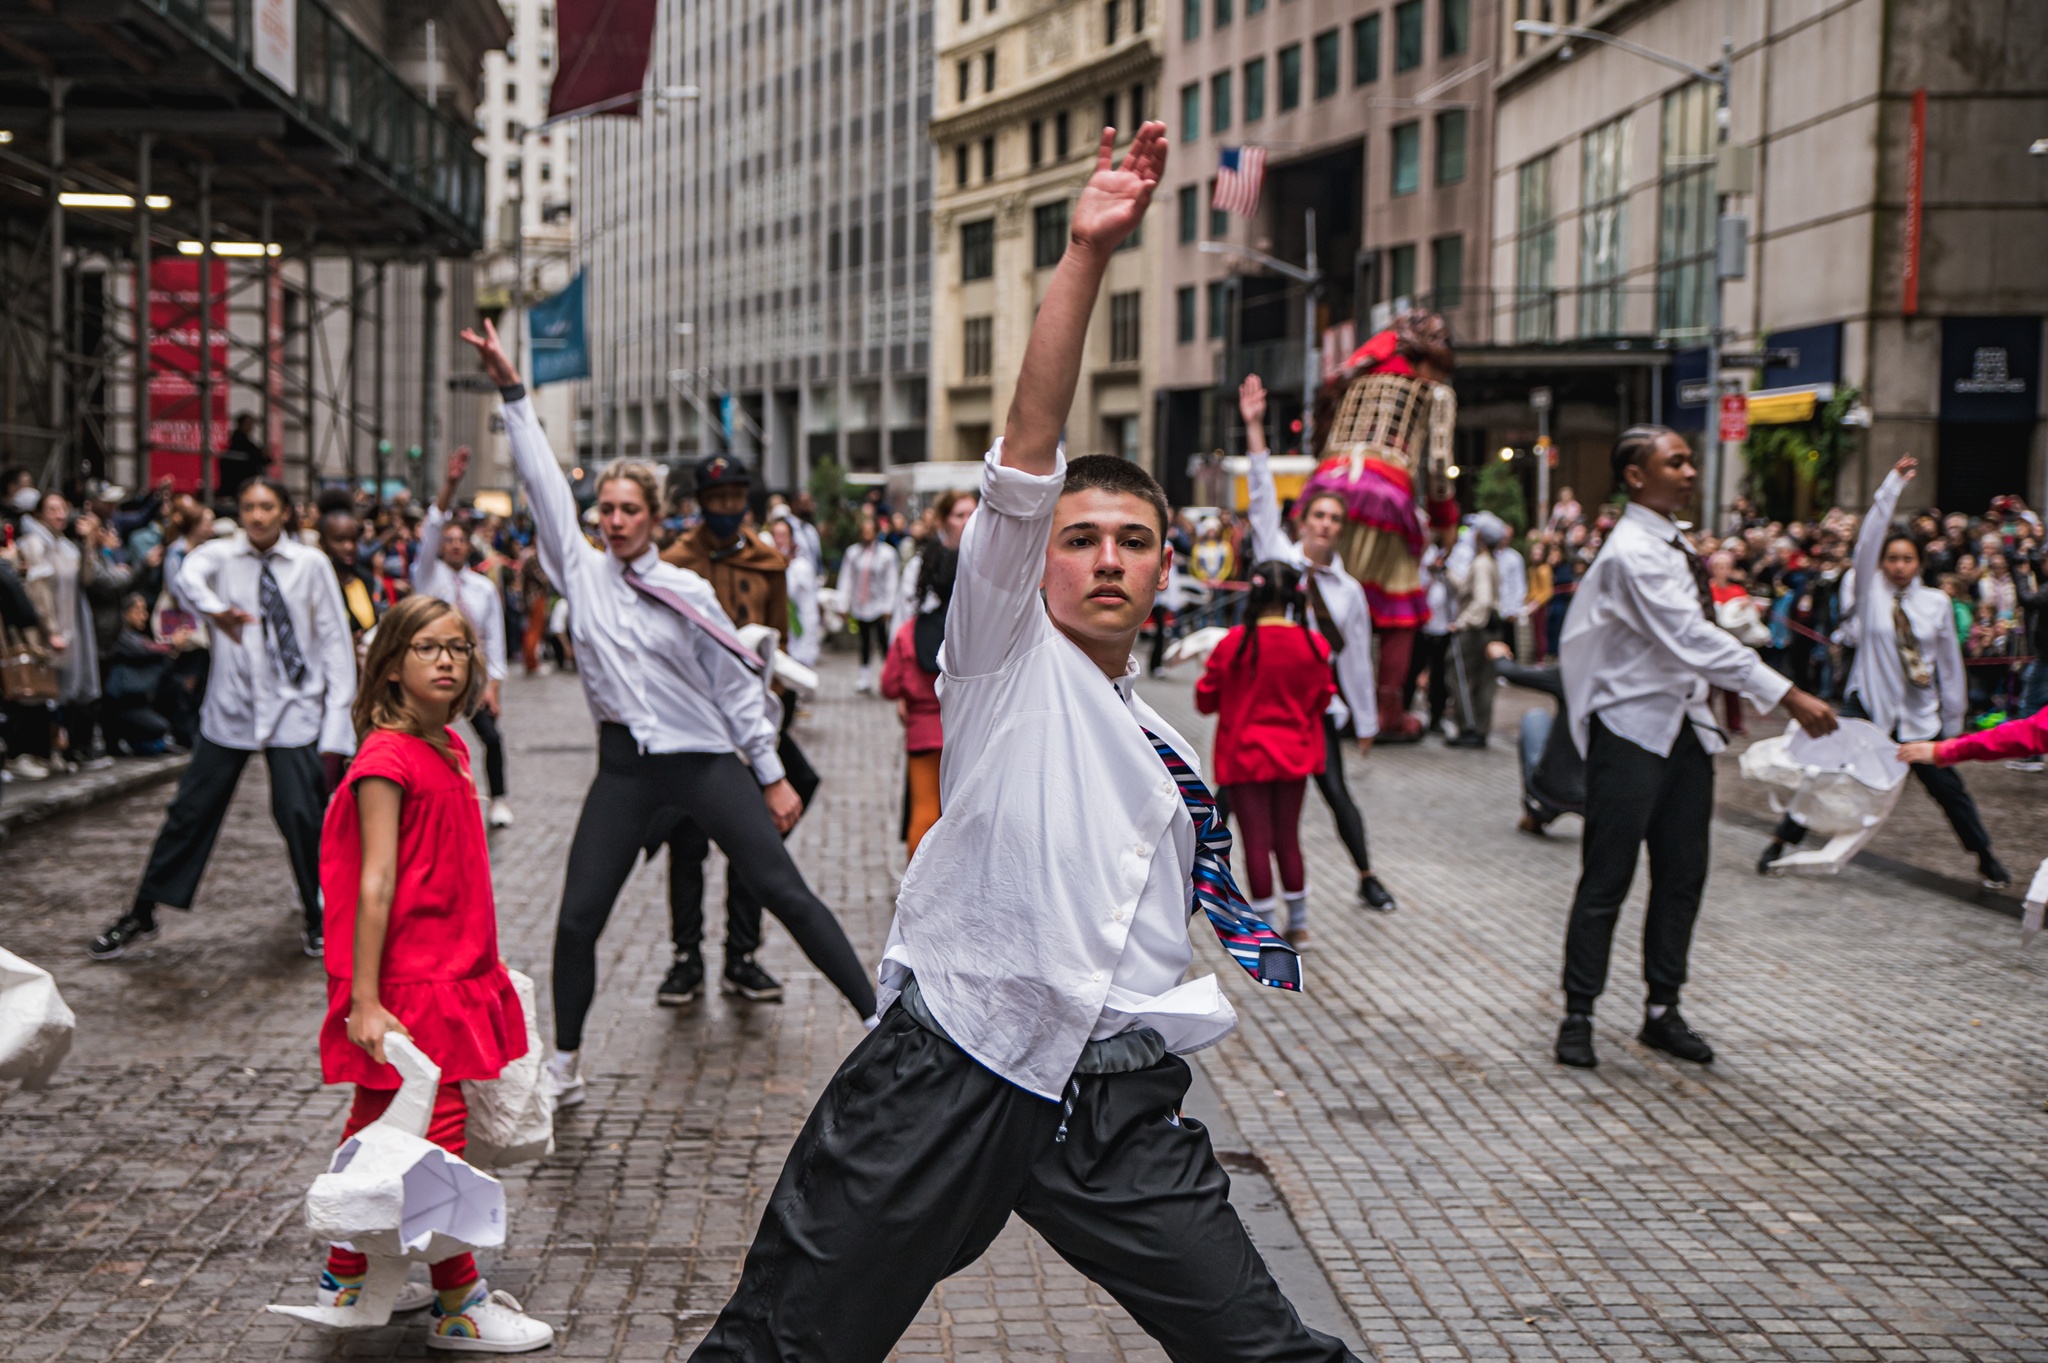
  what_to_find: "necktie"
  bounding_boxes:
[1670,537,1716,623]
[1894,590,1933,688]
[1142,727,1302,992]
[620,565,765,674]
[258,561,308,687]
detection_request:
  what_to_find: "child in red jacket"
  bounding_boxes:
[1196,560,1337,949]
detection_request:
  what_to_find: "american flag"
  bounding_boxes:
[1212,146,1266,217]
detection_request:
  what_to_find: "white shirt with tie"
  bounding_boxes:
[174,532,356,754]
[836,538,900,623]
[1845,468,1964,742]
[415,504,510,683]
[1560,501,1791,758]
[502,392,783,783]
[880,442,1237,1101]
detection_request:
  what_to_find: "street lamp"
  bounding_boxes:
[1514,18,1737,526]
[1201,208,1321,456]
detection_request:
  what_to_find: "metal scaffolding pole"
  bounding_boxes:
[132,133,152,490]
[46,78,68,487]
[372,260,386,504]
[195,162,213,502]
[260,195,274,482]
[346,248,361,491]
[420,254,440,500]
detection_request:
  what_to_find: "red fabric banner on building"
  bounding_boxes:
[1902,88,1926,318]
[548,0,659,119]
[147,258,229,495]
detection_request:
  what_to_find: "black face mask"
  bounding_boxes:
[704,511,745,539]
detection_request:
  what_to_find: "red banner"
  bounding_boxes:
[548,0,658,118]
[147,258,230,494]
[1719,392,1750,445]
[1902,88,1926,318]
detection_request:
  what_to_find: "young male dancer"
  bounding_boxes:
[90,478,356,961]
[415,445,515,829]
[1554,426,1837,1069]
[458,320,875,1110]
[689,123,1355,1363]
[1239,373,1398,912]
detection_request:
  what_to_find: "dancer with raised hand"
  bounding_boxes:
[1240,372,1397,912]
[1760,457,2007,886]
[456,319,877,1110]
[690,122,1358,1363]
[414,445,516,830]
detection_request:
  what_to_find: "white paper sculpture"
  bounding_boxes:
[1741,718,1909,876]
[2021,860,2048,946]
[736,621,819,697]
[1162,626,1230,670]
[0,947,75,1089]
[462,970,553,1170]
[268,1034,506,1329]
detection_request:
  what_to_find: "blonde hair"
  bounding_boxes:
[352,595,484,770]
[597,459,662,512]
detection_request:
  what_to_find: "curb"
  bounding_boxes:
[0,753,190,838]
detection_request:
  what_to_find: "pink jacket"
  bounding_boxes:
[880,620,942,754]
[1938,707,2048,766]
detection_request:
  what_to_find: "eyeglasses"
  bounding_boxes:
[409,639,476,662]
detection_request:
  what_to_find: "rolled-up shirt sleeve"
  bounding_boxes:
[685,586,786,785]
[175,540,229,617]
[945,440,1066,679]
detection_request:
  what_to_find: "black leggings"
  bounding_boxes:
[1313,714,1371,875]
[551,724,876,1051]
[468,708,507,798]
[857,617,885,666]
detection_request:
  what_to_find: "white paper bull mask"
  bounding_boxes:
[0,947,75,1090]
[1741,718,1908,876]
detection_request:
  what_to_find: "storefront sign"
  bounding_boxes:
[1940,317,2041,423]
[253,0,296,95]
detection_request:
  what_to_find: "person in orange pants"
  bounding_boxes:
[882,546,953,860]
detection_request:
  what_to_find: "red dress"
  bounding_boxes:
[319,728,527,1089]
[1194,623,1337,786]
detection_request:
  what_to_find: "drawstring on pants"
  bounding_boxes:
[1053,1078,1081,1143]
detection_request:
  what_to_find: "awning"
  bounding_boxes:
[1747,383,1835,426]
[550,0,660,119]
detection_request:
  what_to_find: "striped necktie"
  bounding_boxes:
[1142,727,1302,992]
[258,561,308,687]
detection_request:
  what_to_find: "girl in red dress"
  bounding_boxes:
[1196,561,1338,950]
[313,593,553,1353]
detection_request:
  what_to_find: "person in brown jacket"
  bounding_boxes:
[653,452,813,1008]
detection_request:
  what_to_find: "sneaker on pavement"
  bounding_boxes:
[1357,875,1398,913]
[1554,1014,1597,1069]
[1756,840,1786,875]
[318,1268,435,1313]
[543,1051,585,1109]
[7,755,51,781]
[302,923,324,959]
[88,910,159,961]
[487,797,515,829]
[427,1280,555,1353]
[721,954,784,1002]
[656,951,704,1006]
[1637,1008,1714,1064]
[2005,757,2045,773]
[1980,853,2013,889]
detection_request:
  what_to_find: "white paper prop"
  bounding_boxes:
[0,947,75,1089]
[1741,718,1908,876]
[461,969,554,1169]
[1162,626,1230,671]
[2021,860,2048,946]
[736,621,819,697]
[268,1034,506,1329]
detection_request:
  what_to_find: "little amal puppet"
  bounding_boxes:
[1297,309,1459,743]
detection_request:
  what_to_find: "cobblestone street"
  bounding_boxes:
[3,653,2046,1362]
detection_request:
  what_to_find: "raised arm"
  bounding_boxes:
[1000,123,1165,476]
[1854,457,1914,609]
[459,320,591,591]
[1240,375,1298,566]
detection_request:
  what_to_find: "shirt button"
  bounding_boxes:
[1133,843,1151,858]
[1093,971,1104,982]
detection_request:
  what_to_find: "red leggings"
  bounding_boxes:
[1226,778,1307,901]
[325,1082,480,1292]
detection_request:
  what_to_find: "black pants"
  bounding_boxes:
[1313,713,1370,875]
[467,707,507,799]
[1147,603,1170,674]
[690,1005,1359,1363]
[1449,629,1496,738]
[855,616,884,667]
[1403,632,1451,728]
[1562,718,1714,1015]
[135,736,326,930]
[1771,696,1990,855]
[552,724,874,1052]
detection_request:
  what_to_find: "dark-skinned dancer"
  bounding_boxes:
[457,320,875,1109]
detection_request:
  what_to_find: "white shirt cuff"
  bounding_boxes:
[980,438,1068,518]
[1744,659,1795,712]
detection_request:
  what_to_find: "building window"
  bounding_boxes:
[1209,181,1228,238]
[964,316,994,376]
[1030,120,1044,166]
[1110,291,1142,362]
[1131,81,1147,123]
[1580,114,1631,337]
[981,135,996,179]
[1104,93,1118,131]
[957,59,971,101]
[1247,0,1263,12]
[1178,184,1199,243]
[849,224,864,267]
[961,219,995,280]
[1176,285,1197,343]
[1207,280,1227,339]
[1105,0,1121,43]
[1214,0,1231,27]
[1658,82,1715,340]
[1313,31,1340,98]
[1183,0,1199,40]
[1211,71,1232,133]
[1244,57,1266,122]
[1354,13,1381,84]
[1394,0,1423,70]
[1180,82,1201,142]
[960,0,971,22]
[1391,120,1420,196]
[1434,108,1466,184]
[1516,153,1558,342]
[1441,0,1468,56]
[1034,200,1070,268]
[1278,44,1301,110]
[955,144,970,185]
[1389,243,1417,304]
[1430,234,1463,309]
[1054,111,1070,159]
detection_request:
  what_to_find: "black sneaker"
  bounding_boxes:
[657,952,705,1006]
[301,923,324,959]
[1980,853,2012,889]
[1757,841,1786,875]
[88,910,159,961]
[1638,1008,1714,1064]
[1358,875,1398,913]
[1555,1014,1597,1069]
[721,955,784,1002]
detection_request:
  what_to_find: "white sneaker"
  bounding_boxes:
[2005,758,2044,773]
[542,1051,585,1109]
[7,755,51,781]
[488,797,515,829]
[428,1280,555,1353]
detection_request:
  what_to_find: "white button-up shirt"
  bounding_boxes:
[1560,502,1791,757]
[1245,450,1378,736]
[174,532,356,753]
[1846,468,1964,742]
[836,538,900,623]
[879,442,1237,1100]
[503,393,782,782]
[415,504,509,683]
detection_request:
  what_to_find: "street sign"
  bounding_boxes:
[1529,386,1553,413]
[1679,380,1714,407]
[1719,393,1750,444]
[1721,348,1800,370]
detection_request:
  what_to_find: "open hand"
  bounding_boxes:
[1069,122,1167,257]
[445,444,472,489]
[208,607,255,645]
[458,318,519,389]
[1238,374,1268,429]
[1894,455,1918,483]
[1896,739,1939,766]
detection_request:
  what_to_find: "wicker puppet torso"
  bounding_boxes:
[1299,371,1457,630]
